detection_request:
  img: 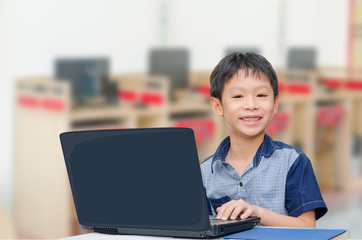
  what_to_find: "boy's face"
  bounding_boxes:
[210,70,279,139]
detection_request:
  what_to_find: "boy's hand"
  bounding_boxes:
[216,199,259,220]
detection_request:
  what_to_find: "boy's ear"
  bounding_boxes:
[210,97,224,117]
[274,95,279,114]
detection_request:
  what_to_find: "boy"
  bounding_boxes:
[201,52,327,227]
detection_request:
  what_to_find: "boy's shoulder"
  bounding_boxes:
[271,140,305,157]
[201,154,214,166]
[269,140,311,169]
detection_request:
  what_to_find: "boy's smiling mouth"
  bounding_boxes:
[241,116,262,121]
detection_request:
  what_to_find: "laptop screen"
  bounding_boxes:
[61,128,210,232]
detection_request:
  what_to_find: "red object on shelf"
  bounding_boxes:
[175,118,215,143]
[140,92,164,105]
[118,90,138,102]
[278,82,287,93]
[322,78,344,90]
[287,83,312,94]
[316,105,345,127]
[42,98,65,112]
[345,80,362,90]
[266,112,290,135]
[18,95,40,108]
[197,86,210,97]
[278,82,311,95]
[118,90,164,105]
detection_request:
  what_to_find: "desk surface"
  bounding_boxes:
[60,233,174,240]
[59,227,351,240]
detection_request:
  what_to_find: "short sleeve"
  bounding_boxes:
[285,154,328,220]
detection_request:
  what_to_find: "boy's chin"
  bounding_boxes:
[234,131,265,139]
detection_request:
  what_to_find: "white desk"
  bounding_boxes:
[60,228,351,240]
[60,233,181,240]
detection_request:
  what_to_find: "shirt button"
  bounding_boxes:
[239,182,243,187]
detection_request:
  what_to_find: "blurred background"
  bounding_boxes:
[1,0,362,239]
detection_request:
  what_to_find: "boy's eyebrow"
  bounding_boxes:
[229,86,272,91]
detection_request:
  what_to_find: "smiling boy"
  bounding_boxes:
[201,52,327,227]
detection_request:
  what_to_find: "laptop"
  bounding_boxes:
[60,127,260,238]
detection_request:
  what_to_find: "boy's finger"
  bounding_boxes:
[220,204,235,220]
[230,205,243,220]
[239,208,253,220]
[216,201,232,219]
[216,206,225,219]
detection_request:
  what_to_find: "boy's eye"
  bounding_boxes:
[257,94,267,97]
[233,95,243,98]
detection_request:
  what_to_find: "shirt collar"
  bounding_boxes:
[211,134,277,173]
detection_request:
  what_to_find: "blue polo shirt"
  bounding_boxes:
[201,134,327,220]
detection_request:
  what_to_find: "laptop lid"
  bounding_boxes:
[60,128,212,236]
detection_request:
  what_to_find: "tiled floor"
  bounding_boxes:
[317,189,362,239]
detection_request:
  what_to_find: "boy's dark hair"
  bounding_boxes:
[210,52,278,100]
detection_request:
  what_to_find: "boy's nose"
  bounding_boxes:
[244,97,258,110]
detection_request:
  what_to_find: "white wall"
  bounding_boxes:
[1,0,161,214]
[0,0,349,214]
[285,0,348,67]
[166,0,348,69]
[6,0,161,76]
[168,0,282,69]
[0,0,12,215]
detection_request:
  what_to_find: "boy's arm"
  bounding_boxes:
[255,205,315,228]
[216,199,316,228]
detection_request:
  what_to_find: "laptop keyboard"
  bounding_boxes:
[209,217,242,225]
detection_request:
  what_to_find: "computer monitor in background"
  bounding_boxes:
[55,58,110,107]
[224,47,260,56]
[287,47,317,70]
[148,48,189,99]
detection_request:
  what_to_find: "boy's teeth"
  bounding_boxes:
[243,117,260,121]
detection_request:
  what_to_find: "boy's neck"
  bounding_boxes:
[228,132,265,163]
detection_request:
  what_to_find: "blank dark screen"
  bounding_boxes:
[287,48,317,70]
[148,49,189,91]
[66,128,208,231]
[224,47,260,56]
[55,58,109,101]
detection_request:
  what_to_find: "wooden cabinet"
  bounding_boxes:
[12,76,170,238]
[13,77,72,238]
[349,0,362,69]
